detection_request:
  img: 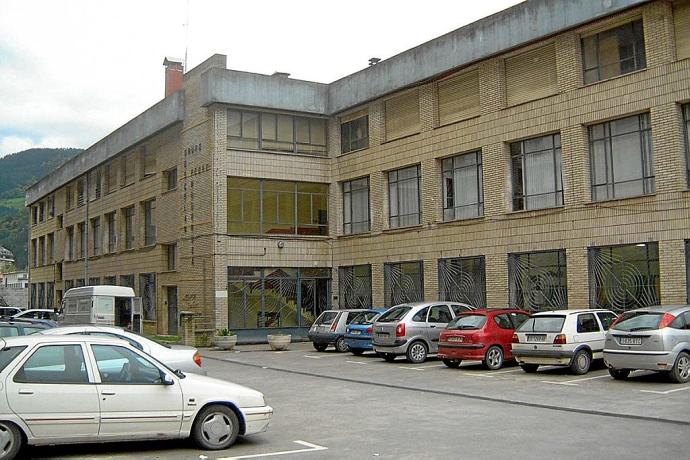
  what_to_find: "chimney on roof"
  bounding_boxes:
[272,71,291,78]
[163,57,184,97]
[369,57,381,66]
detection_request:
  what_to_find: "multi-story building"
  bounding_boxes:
[0,246,15,271]
[27,0,690,342]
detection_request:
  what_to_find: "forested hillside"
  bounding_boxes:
[0,148,82,268]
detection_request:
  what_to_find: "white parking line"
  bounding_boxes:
[303,355,322,359]
[219,440,328,459]
[640,386,690,395]
[541,374,611,386]
[471,368,525,377]
[345,360,369,365]
[399,364,445,371]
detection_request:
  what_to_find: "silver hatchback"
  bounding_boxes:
[604,305,690,383]
[373,301,474,363]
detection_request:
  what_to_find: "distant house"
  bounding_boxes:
[0,246,15,271]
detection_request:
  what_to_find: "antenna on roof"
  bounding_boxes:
[183,0,190,71]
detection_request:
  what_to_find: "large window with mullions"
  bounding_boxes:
[683,104,690,186]
[511,133,563,211]
[589,113,654,201]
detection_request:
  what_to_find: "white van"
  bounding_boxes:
[60,286,143,332]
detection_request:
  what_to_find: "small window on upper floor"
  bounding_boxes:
[675,2,690,61]
[582,19,646,85]
[165,167,177,191]
[384,90,420,141]
[76,178,85,207]
[505,43,557,106]
[142,148,156,178]
[340,114,369,154]
[438,69,480,125]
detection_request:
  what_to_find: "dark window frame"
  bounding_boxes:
[342,177,370,235]
[388,165,422,229]
[511,133,563,211]
[340,115,369,154]
[442,151,484,220]
[582,19,647,85]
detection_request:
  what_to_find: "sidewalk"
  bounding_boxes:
[200,340,314,356]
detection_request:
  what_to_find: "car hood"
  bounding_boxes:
[178,372,266,408]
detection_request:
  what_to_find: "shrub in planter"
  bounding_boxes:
[214,329,238,350]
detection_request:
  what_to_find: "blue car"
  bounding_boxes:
[344,308,388,355]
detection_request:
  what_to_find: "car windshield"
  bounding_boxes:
[377,306,412,323]
[518,315,565,333]
[350,311,381,325]
[611,312,665,332]
[448,314,487,330]
[315,311,339,325]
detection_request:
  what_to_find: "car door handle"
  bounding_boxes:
[18,389,34,395]
[101,390,116,396]
[429,325,437,328]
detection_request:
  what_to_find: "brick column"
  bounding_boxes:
[370,170,385,233]
[482,142,509,217]
[369,101,385,147]
[372,263,385,306]
[651,102,686,194]
[643,1,676,67]
[419,82,437,132]
[565,247,590,308]
[485,253,508,306]
[659,239,687,304]
[424,257,439,301]
[479,58,505,115]
[561,124,590,207]
[421,157,441,225]
[555,32,582,93]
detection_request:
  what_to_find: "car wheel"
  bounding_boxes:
[484,346,504,370]
[383,353,397,362]
[312,342,328,352]
[669,352,690,384]
[520,363,539,373]
[350,349,365,356]
[406,341,428,364]
[335,337,349,353]
[192,404,240,450]
[608,368,631,380]
[0,422,22,460]
[570,349,591,375]
[443,359,461,369]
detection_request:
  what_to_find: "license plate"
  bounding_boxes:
[527,334,546,342]
[620,336,642,345]
[376,332,389,338]
[351,330,361,335]
[447,336,464,343]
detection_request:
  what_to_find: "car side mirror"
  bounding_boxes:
[162,374,175,386]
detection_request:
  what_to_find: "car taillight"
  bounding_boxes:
[193,352,202,368]
[396,323,406,337]
[511,334,519,343]
[658,313,676,329]
[366,326,373,334]
[553,334,566,344]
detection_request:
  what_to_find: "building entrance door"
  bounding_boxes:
[167,286,178,335]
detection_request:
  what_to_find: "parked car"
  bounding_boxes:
[604,305,690,383]
[39,325,206,375]
[308,309,367,352]
[0,307,22,317]
[0,334,272,458]
[373,301,475,364]
[344,308,388,355]
[0,319,54,337]
[11,309,56,321]
[438,308,531,370]
[512,309,617,374]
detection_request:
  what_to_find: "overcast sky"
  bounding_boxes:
[0,0,522,158]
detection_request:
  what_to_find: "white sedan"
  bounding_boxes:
[0,335,272,459]
[39,325,207,375]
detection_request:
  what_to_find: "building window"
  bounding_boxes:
[340,115,369,153]
[682,104,690,187]
[505,43,557,106]
[338,265,372,308]
[88,277,100,286]
[509,250,568,311]
[104,162,118,194]
[76,278,85,287]
[119,274,134,288]
[384,90,420,141]
[31,206,37,226]
[438,256,486,307]
[582,19,646,85]
[589,113,654,201]
[89,169,101,201]
[227,109,327,155]
[64,280,73,291]
[66,226,74,261]
[77,178,85,207]
[342,177,370,235]
[142,148,156,178]
[39,201,45,222]
[48,195,54,218]
[37,283,44,307]
[227,178,329,235]
[31,239,37,267]
[143,199,156,246]
[589,242,659,312]
[388,165,421,228]
[65,185,73,210]
[437,69,480,126]
[78,222,86,259]
[106,212,116,253]
[442,151,483,220]
[511,133,563,211]
[91,217,101,256]
[30,283,36,307]
[121,153,135,186]
[166,244,177,271]
[384,261,423,307]
[165,167,177,191]
[103,276,116,285]
[123,206,135,250]
[676,2,690,60]
[46,282,54,309]
[228,267,331,329]
[47,233,54,264]
[38,236,45,266]
[139,273,156,320]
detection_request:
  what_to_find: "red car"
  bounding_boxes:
[438,308,531,370]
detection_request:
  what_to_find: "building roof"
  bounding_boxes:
[0,246,14,259]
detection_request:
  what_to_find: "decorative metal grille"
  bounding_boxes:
[509,250,568,311]
[139,273,156,320]
[384,261,424,307]
[339,265,372,308]
[438,257,486,307]
[588,243,659,312]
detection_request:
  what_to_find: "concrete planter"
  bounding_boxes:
[214,335,238,351]
[267,334,291,351]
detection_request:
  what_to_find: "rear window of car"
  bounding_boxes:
[315,312,339,325]
[448,314,486,330]
[518,315,565,333]
[0,346,26,373]
[349,311,381,325]
[378,306,412,323]
[0,326,20,337]
[611,312,665,332]
[23,327,46,335]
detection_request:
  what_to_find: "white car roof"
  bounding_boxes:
[0,334,130,348]
[63,286,135,298]
[530,309,614,316]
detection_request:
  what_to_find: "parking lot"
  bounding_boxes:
[26,341,690,459]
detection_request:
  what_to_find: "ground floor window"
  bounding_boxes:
[338,265,372,308]
[384,261,424,307]
[508,249,568,311]
[227,267,331,329]
[589,242,659,312]
[438,256,486,307]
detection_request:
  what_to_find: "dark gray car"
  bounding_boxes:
[604,305,690,383]
[308,309,367,352]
